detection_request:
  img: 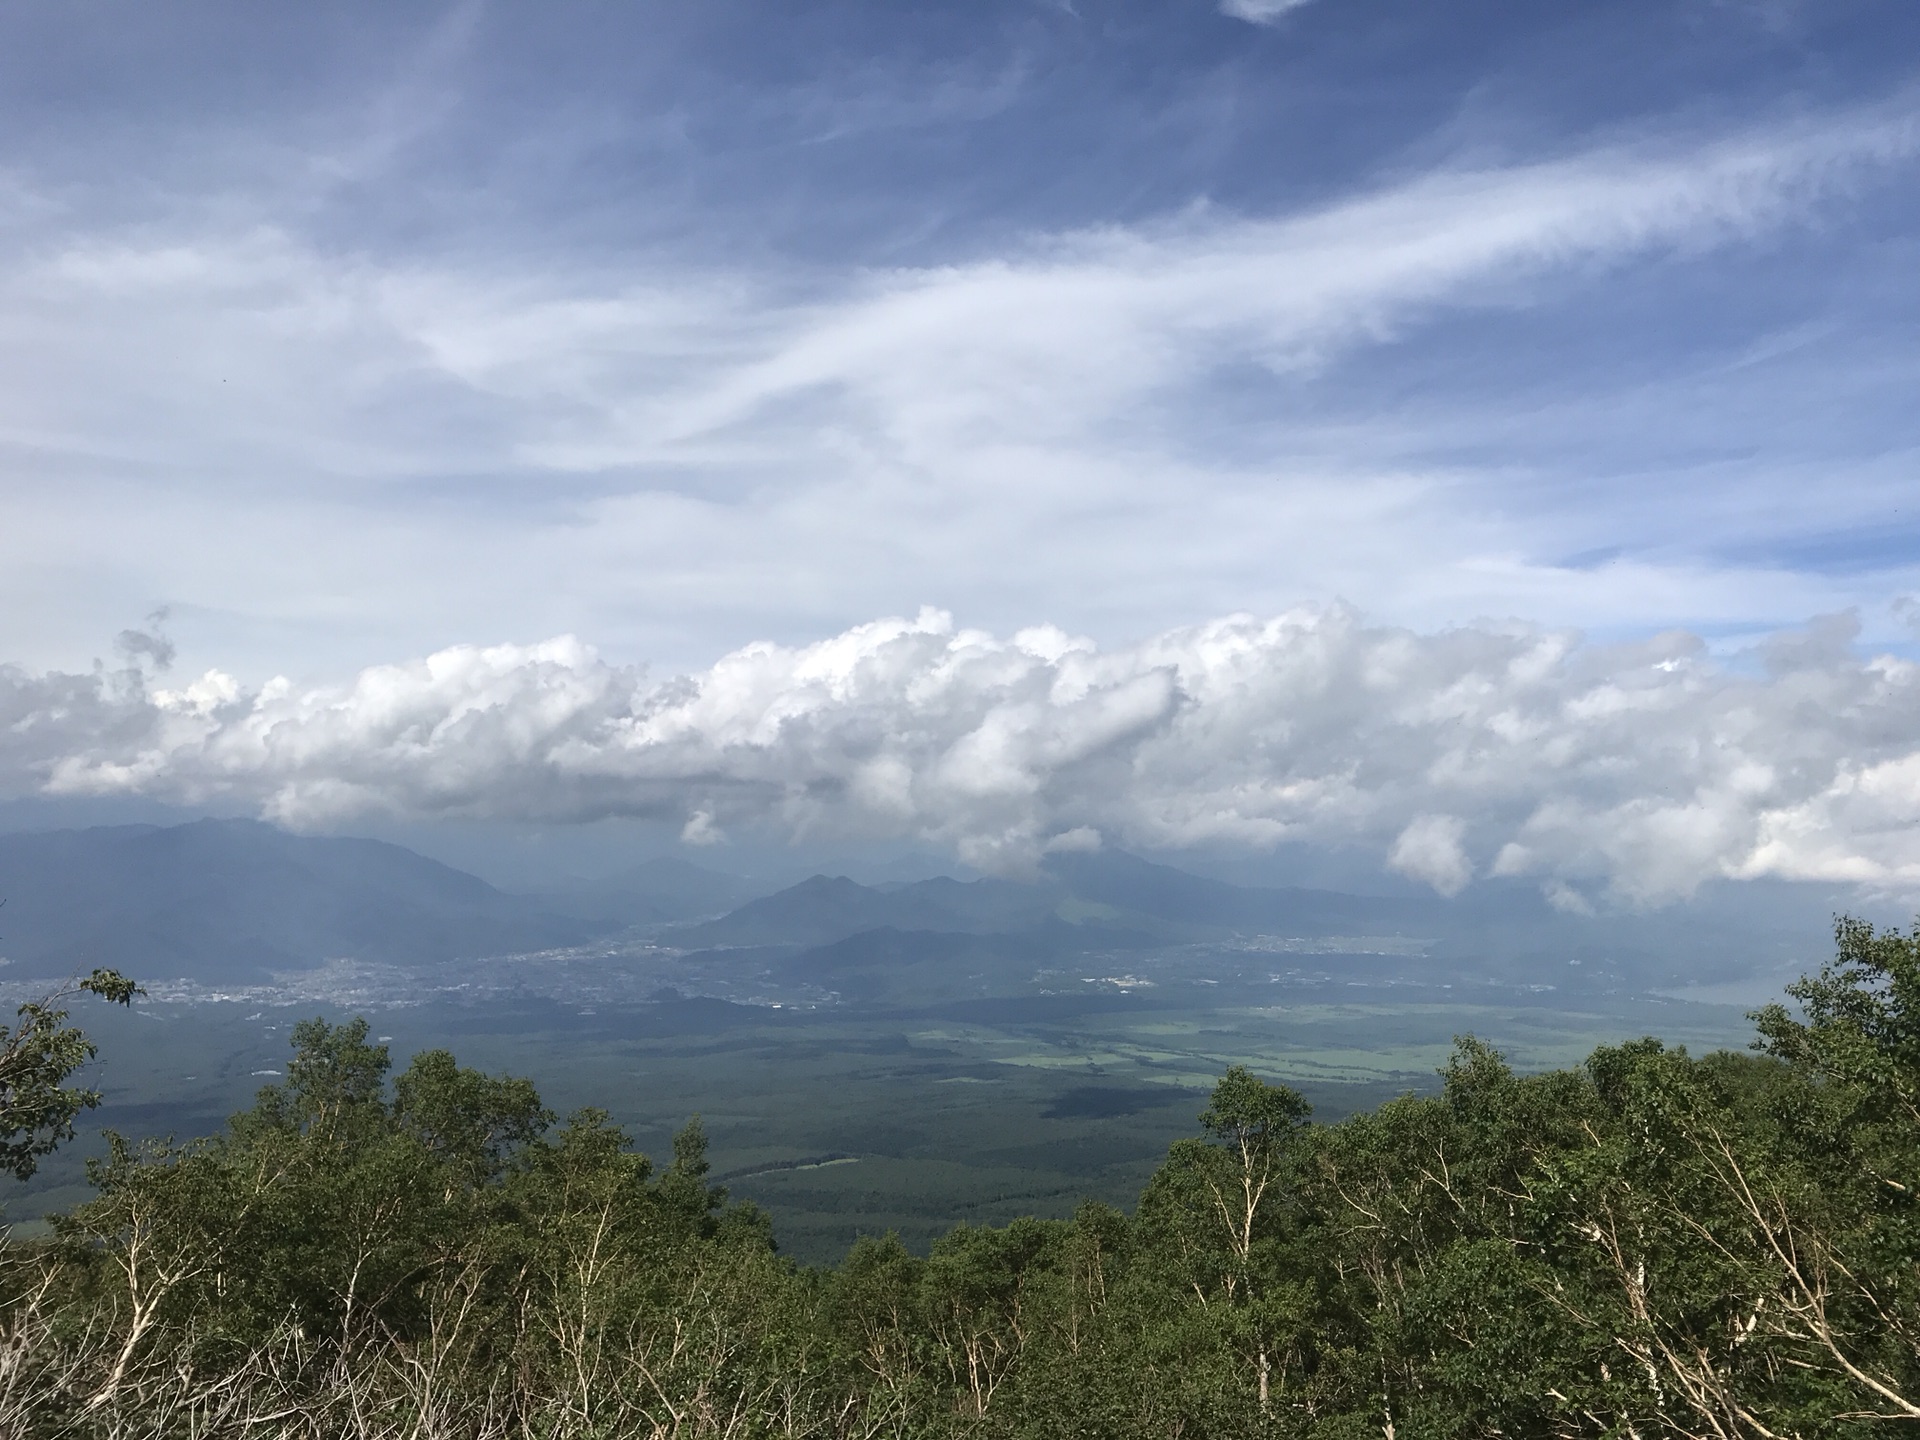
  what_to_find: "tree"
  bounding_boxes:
[392,1046,550,1180]
[1743,915,1920,1420]
[1195,1065,1311,1293]
[0,967,141,1181]
[1754,913,1920,1137]
[1138,1065,1312,1423]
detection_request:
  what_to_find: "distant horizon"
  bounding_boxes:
[0,797,1894,926]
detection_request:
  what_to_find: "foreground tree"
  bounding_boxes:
[0,967,141,1181]
[1744,916,1920,1420]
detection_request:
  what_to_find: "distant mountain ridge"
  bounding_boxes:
[673,850,1453,954]
[665,849,1830,993]
[0,820,1824,993]
[0,820,604,981]
[0,819,1461,987]
[674,873,1060,949]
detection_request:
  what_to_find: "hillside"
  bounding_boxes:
[0,820,604,981]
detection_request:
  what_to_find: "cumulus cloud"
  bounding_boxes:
[1388,815,1472,897]
[8,605,1920,903]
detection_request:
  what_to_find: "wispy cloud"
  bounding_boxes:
[2,106,1912,677]
[436,111,1920,468]
[1219,0,1320,25]
[10,605,1920,904]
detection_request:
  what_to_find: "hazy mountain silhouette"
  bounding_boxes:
[661,848,1836,992]
[673,873,1060,949]
[0,821,1838,994]
[675,850,1451,953]
[0,820,606,982]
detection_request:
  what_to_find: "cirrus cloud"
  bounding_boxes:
[3,103,1917,680]
[1219,0,1320,25]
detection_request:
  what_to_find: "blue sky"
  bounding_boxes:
[3,0,1920,898]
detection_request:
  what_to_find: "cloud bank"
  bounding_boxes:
[8,606,1920,904]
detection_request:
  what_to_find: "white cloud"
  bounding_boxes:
[1220,0,1319,23]
[1542,879,1597,917]
[11,605,1920,903]
[499,113,1913,472]
[1388,814,1472,897]
[0,108,1914,678]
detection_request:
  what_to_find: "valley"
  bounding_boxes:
[5,953,1755,1262]
[0,820,1809,1262]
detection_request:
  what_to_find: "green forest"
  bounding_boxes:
[4,920,1919,1438]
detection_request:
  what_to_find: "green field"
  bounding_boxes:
[5,984,1760,1263]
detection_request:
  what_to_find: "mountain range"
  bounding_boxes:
[0,818,1834,991]
[0,820,596,981]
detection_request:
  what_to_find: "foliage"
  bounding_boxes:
[0,968,141,1182]
[7,923,1920,1435]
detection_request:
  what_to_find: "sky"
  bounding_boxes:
[3,0,1920,901]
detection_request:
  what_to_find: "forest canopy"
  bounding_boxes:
[5,919,1920,1438]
